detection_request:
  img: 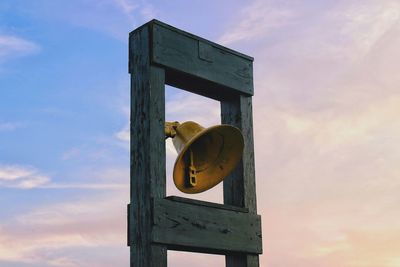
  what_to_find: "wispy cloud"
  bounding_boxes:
[0,35,40,60]
[0,170,216,266]
[2,1,399,266]
[0,165,50,189]
[40,183,125,189]
[0,122,22,132]
[304,229,400,267]
[21,0,158,42]
[61,148,81,161]
[338,0,400,56]
[0,164,126,190]
[112,0,138,14]
[218,0,295,45]
[242,1,400,266]
[112,0,157,21]
[114,127,129,142]
[0,192,128,266]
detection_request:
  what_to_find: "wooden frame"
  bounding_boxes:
[128,19,262,267]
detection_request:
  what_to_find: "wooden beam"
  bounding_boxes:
[221,95,257,212]
[152,198,262,254]
[129,23,167,267]
[221,95,260,266]
[150,20,254,97]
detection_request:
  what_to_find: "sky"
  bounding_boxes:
[1,0,400,266]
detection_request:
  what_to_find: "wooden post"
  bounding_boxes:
[128,20,262,267]
[221,95,260,266]
[129,24,167,267]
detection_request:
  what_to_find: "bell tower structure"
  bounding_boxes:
[128,20,262,267]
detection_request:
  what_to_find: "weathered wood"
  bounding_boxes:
[152,198,262,254]
[127,204,130,246]
[221,95,257,213]
[150,20,254,97]
[226,254,260,267]
[166,196,248,213]
[129,19,262,267]
[129,23,167,267]
[221,95,260,266]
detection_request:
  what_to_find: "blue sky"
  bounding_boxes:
[1,1,400,267]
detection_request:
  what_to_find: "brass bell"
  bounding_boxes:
[165,121,244,194]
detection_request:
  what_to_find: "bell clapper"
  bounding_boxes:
[188,149,197,187]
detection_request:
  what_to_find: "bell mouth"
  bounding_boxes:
[173,124,244,194]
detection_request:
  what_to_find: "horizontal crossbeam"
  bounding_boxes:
[151,197,262,254]
[129,20,254,100]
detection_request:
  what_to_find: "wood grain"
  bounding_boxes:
[151,20,254,97]
[221,95,261,266]
[152,198,262,254]
[129,19,262,267]
[129,23,167,267]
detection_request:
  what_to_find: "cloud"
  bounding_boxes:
[2,1,399,266]
[61,148,81,160]
[40,183,125,190]
[114,127,129,142]
[0,165,50,189]
[0,183,221,266]
[255,94,400,266]
[108,1,400,265]
[305,229,400,267]
[0,164,126,190]
[0,165,128,264]
[0,35,40,60]
[112,0,138,14]
[169,251,224,267]
[112,0,157,21]
[338,0,400,56]
[19,0,158,42]
[206,0,400,266]
[0,192,128,266]
[0,122,22,132]
[218,0,295,45]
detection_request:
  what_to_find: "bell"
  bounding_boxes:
[165,121,244,194]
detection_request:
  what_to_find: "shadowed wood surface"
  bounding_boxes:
[221,95,257,213]
[221,95,260,266]
[152,198,262,254]
[151,20,254,97]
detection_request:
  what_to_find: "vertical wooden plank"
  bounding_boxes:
[221,95,257,213]
[225,254,260,267]
[221,95,260,267]
[129,23,167,267]
[226,255,245,267]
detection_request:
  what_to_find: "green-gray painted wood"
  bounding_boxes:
[152,198,262,254]
[129,23,167,267]
[151,20,254,97]
[221,95,261,266]
[221,95,258,213]
[129,19,262,267]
